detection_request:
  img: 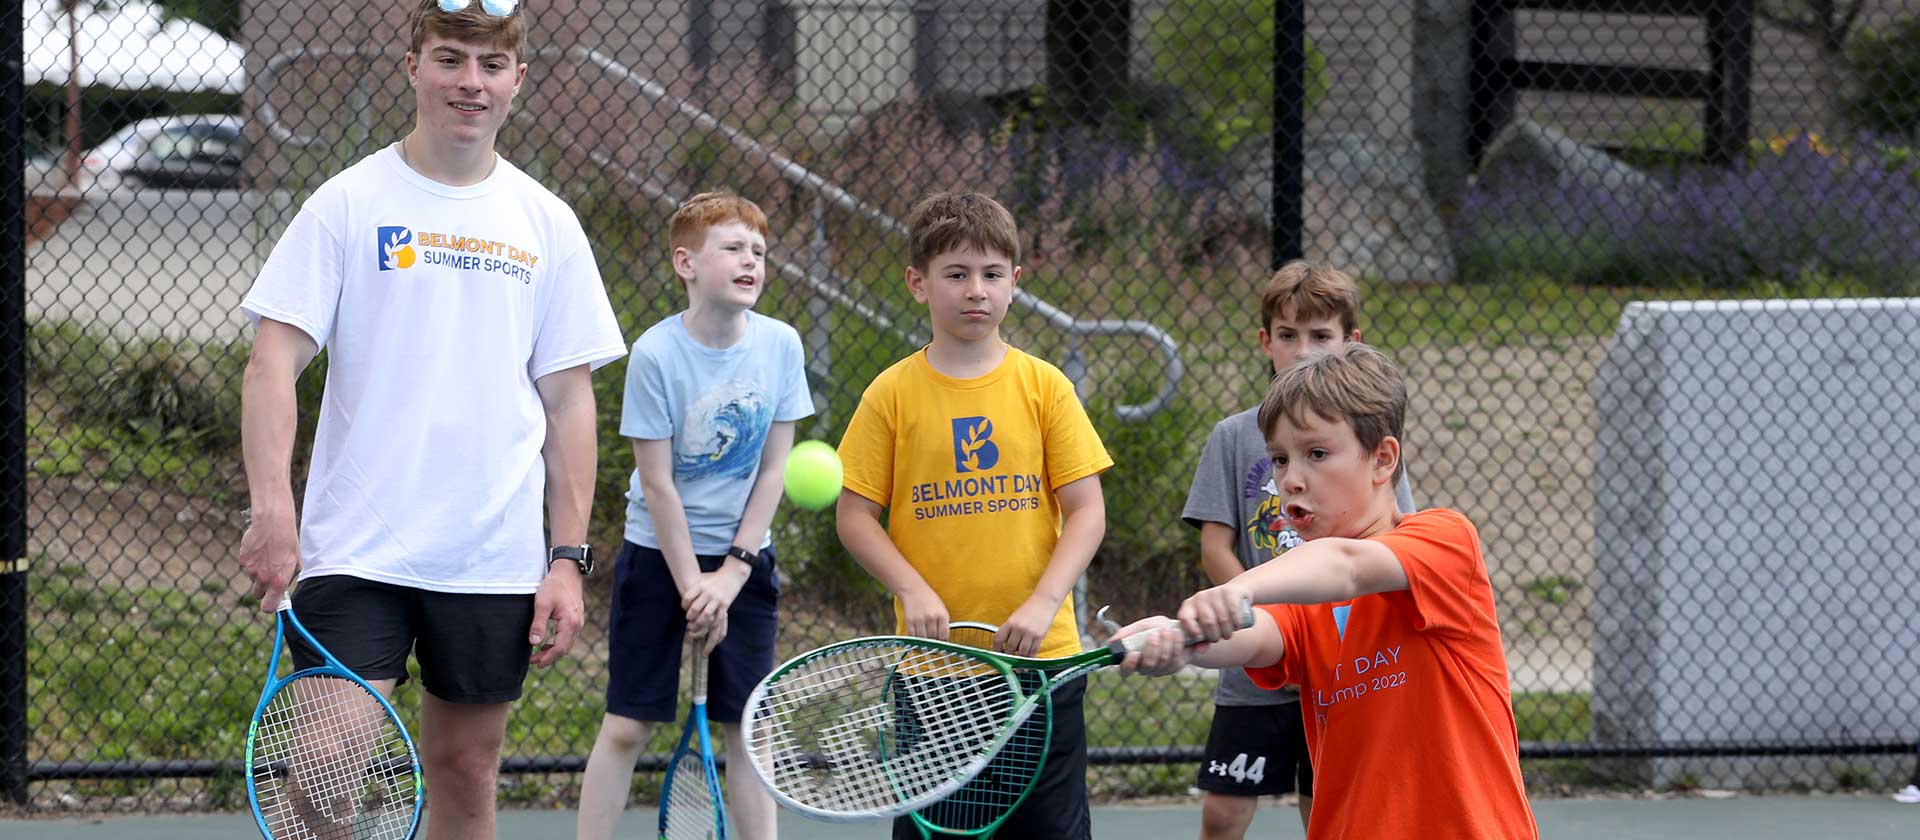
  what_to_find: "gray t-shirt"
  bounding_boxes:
[1181,407,1417,706]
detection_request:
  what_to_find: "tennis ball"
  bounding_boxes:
[784,440,843,511]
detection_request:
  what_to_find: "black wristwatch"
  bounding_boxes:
[548,544,593,576]
[725,545,761,572]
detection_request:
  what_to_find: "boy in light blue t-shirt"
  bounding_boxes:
[576,191,812,840]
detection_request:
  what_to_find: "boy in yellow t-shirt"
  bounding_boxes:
[836,191,1112,839]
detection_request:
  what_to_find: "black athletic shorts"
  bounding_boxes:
[289,574,535,704]
[1194,702,1313,797]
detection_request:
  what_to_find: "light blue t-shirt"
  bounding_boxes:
[621,311,815,553]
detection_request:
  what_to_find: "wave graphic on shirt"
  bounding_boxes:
[674,382,771,481]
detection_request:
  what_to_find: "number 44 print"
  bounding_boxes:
[1207,753,1267,784]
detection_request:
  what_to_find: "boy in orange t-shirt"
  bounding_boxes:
[1118,343,1538,840]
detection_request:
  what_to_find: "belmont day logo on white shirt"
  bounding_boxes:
[375,225,541,284]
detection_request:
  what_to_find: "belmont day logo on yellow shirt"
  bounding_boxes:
[375,225,540,283]
[907,416,1041,521]
[952,417,999,472]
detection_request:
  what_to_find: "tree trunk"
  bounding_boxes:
[1413,0,1473,213]
[1044,0,1131,125]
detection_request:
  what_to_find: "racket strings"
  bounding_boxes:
[662,751,719,840]
[747,642,1021,817]
[915,669,1049,834]
[251,675,416,840]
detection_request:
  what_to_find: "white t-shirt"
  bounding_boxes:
[241,144,627,594]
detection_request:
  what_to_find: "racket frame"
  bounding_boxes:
[742,633,1140,821]
[659,634,728,840]
[744,602,1255,822]
[908,622,1050,839]
[244,600,424,840]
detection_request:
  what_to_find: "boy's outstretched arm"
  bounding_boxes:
[998,474,1104,656]
[836,490,950,640]
[1181,537,1408,642]
[1112,610,1286,676]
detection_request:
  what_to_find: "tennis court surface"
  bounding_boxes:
[7,795,1917,839]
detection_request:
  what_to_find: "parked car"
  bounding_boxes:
[120,120,249,190]
[79,114,244,189]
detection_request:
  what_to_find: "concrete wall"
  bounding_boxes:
[1591,299,1920,787]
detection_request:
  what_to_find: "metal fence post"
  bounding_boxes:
[1271,0,1305,268]
[0,0,31,805]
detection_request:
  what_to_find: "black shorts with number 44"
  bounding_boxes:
[1195,702,1313,797]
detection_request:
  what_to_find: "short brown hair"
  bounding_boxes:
[1261,260,1360,335]
[668,190,771,253]
[1258,343,1406,477]
[905,192,1019,270]
[409,0,527,59]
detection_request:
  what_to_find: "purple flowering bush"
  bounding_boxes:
[1455,134,1920,292]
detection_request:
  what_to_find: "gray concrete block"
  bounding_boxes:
[1592,299,1920,788]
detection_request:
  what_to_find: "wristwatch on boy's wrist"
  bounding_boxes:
[548,544,593,576]
[725,545,761,572]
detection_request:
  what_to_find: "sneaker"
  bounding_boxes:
[1895,784,1920,804]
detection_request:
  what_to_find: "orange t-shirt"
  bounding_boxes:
[1246,509,1538,840]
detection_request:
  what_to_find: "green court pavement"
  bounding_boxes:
[4,795,1918,839]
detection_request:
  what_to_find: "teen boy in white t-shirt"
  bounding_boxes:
[237,1,624,837]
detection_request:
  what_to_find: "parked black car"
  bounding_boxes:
[122,120,249,190]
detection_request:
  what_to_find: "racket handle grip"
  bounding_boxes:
[1114,597,1256,653]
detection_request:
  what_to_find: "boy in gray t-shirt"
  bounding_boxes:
[1180,261,1414,838]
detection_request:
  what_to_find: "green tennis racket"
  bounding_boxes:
[906,622,1049,838]
[741,601,1254,822]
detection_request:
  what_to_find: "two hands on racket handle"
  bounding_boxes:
[1110,594,1258,677]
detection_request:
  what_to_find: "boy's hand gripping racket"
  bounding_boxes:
[244,597,423,840]
[741,600,1254,822]
[659,633,728,840]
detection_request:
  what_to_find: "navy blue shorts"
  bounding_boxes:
[605,541,780,724]
[288,574,535,705]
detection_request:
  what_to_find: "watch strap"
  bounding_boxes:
[725,545,760,570]
[548,544,592,575]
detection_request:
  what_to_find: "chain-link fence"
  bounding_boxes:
[12,0,1920,813]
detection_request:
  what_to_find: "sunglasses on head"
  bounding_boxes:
[437,0,516,16]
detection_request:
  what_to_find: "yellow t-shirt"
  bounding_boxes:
[839,347,1113,658]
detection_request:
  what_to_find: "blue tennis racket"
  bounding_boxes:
[659,632,727,839]
[244,597,423,840]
